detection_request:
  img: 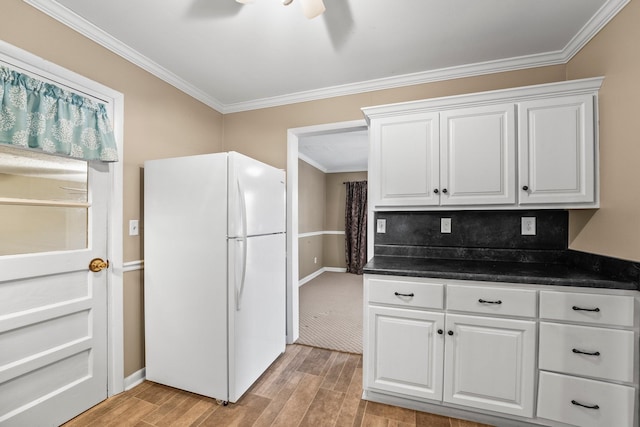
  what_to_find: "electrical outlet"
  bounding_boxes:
[377,219,386,233]
[129,219,139,236]
[314,257,317,264]
[441,218,452,234]
[521,217,536,236]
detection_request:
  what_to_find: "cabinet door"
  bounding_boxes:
[365,306,444,400]
[518,94,596,205]
[440,104,516,205]
[370,113,440,207]
[443,314,535,418]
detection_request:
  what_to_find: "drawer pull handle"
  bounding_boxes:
[478,298,502,305]
[572,305,600,312]
[394,292,414,297]
[571,400,599,410]
[572,348,601,357]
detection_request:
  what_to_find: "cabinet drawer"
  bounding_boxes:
[367,277,444,309]
[539,322,635,383]
[446,284,536,317]
[540,291,635,327]
[537,371,635,427]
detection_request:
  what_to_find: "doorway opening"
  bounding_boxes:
[285,119,369,349]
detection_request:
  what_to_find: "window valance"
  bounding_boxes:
[0,66,118,162]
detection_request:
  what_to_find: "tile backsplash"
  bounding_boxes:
[374,210,568,250]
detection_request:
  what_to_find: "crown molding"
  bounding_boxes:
[562,0,631,60]
[24,0,630,114]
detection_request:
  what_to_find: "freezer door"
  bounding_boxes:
[228,233,286,402]
[228,152,286,238]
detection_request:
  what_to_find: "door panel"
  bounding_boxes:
[0,156,108,426]
[229,233,286,403]
[366,306,444,400]
[440,104,516,205]
[228,152,286,237]
[443,314,535,418]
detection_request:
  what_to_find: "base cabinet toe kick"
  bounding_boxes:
[363,274,640,427]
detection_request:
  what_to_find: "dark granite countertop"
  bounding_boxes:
[364,255,639,291]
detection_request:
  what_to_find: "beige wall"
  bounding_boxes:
[298,159,326,233]
[298,159,325,278]
[3,0,638,380]
[297,161,368,277]
[565,0,640,262]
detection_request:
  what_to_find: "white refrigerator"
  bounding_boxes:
[144,151,286,403]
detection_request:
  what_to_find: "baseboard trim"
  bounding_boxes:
[299,267,348,286]
[124,368,146,391]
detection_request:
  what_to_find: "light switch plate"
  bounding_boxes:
[441,218,452,234]
[376,219,386,233]
[129,219,139,236]
[521,217,536,236]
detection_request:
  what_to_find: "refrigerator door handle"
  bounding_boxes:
[236,178,248,311]
[234,238,248,311]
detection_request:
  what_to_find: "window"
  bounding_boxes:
[0,145,89,255]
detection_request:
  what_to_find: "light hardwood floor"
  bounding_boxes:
[64,344,493,427]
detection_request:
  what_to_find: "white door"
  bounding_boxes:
[228,151,286,238]
[443,314,536,418]
[371,113,440,207]
[518,94,596,205]
[228,233,286,403]
[365,305,444,401]
[0,147,109,426]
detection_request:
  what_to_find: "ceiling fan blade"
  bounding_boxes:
[299,0,325,19]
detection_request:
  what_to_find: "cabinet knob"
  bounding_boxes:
[437,329,443,335]
[433,189,439,194]
[447,330,454,336]
[522,185,529,191]
[442,188,448,194]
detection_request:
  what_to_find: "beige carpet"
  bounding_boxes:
[297,271,363,354]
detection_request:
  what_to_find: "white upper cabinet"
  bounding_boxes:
[363,77,603,210]
[518,94,596,206]
[440,104,516,206]
[372,112,440,207]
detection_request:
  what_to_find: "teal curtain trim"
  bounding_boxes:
[0,66,118,162]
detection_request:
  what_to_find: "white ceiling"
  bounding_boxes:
[299,128,369,173]
[26,0,626,114]
[23,0,628,171]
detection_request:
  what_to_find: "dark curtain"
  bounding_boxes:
[345,180,368,274]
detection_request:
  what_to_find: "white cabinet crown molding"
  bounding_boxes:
[362,77,604,123]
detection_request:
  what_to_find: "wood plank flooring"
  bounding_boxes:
[64,344,493,427]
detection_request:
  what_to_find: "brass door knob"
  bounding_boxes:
[89,258,109,272]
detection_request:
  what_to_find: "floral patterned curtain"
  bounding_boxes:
[0,66,118,162]
[345,180,367,274]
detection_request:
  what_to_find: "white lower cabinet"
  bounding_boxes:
[443,314,536,417]
[366,306,444,400]
[364,275,537,420]
[363,275,639,427]
[536,290,638,427]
